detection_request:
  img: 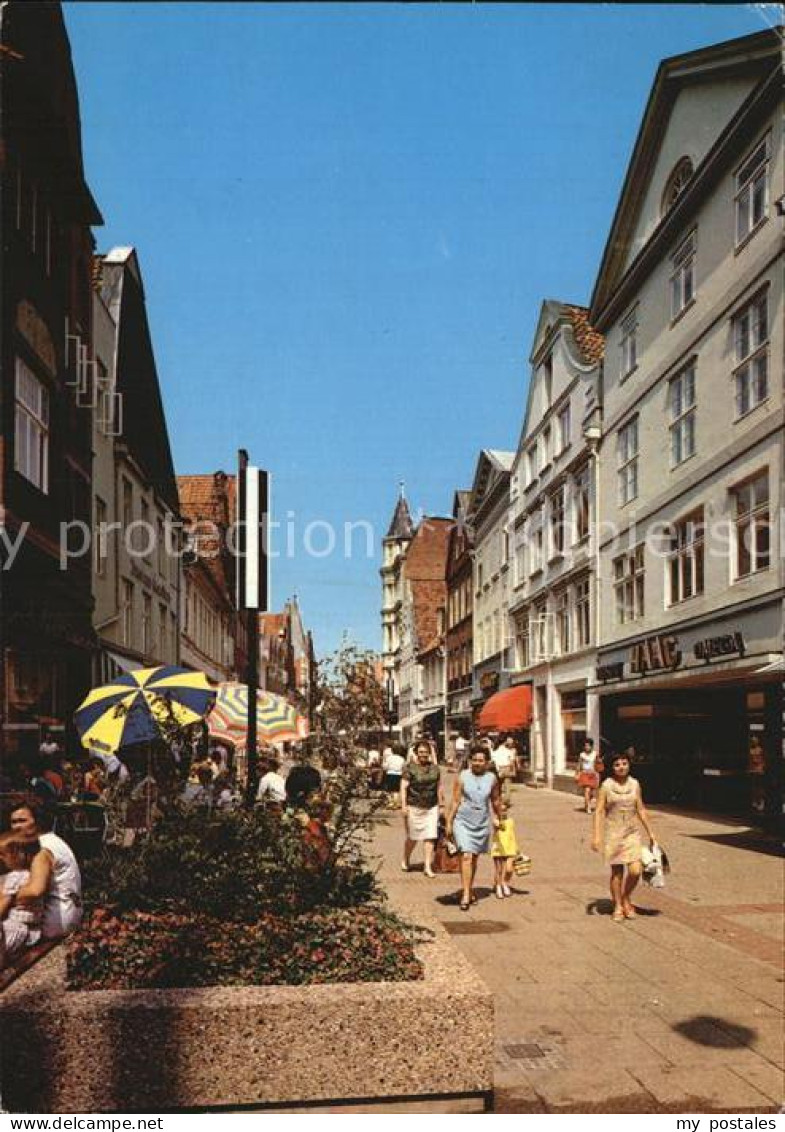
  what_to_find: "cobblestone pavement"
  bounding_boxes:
[373,780,784,1114]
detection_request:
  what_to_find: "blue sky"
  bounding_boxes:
[65,3,772,657]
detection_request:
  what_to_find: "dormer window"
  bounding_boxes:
[661,157,694,217]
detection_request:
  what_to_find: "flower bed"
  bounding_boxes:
[67,905,424,990]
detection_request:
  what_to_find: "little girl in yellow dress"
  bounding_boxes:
[491,799,519,898]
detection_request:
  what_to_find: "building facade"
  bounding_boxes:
[92,249,182,683]
[177,473,238,685]
[469,450,515,721]
[396,517,453,742]
[507,303,604,785]
[445,490,474,750]
[0,4,102,759]
[588,30,783,818]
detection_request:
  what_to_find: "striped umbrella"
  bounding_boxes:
[207,683,309,747]
[74,666,216,755]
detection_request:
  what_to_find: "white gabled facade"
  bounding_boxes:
[589,29,783,820]
[508,302,603,785]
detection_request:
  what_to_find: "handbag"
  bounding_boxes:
[512,852,532,877]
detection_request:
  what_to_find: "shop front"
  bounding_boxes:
[594,606,783,822]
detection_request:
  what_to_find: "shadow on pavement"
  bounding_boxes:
[585,899,661,917]
[685,831,784,858]
[673,1015,757,1048]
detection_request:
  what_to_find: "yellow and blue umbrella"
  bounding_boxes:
[207,682,309,747]
[74,666,216,755]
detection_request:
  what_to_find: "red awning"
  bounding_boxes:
[477,686,533,731]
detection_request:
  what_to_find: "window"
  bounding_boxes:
[667,510,705,605]
[122,478,133,530]
[542,426,552,467]
[95,498,108,577]
[543,355,553,408]
[532,603,548,661]
[514,539,526,588]
[733,291,768,418]
[157,518,167,576]
[661,157,693,216]
[670,232,696,319]
[669,364,696,466]
[526,443,539,485]
[142,593,152,655]
[122,580,134,646]
[556,590,571,655]
[575,577,591,647]
[735,136,769,246]
[476,560,484,590]
[170,612,177,662]
[613,546,644,624]
[516,618,530,669]
[14,359,49,492]
[550,487,565,556]
[574,466,590,543]
[501,527,510,566]
[529,512,544,574]
[557,404,571,453]
[733,473,770,578]
[618,417,639,505]
[620,308,637,378]
[140,498,151,559]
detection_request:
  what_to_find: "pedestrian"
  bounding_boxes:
[382,743,406,795]
[0,833,44,967]
[491,797,519,899]
[592,751,657,922]
[256,755,287,806]
[575,738,600,813]
[446,744,501,911]
[491,734,519,796]
[400,740,442,878]
[6,798,83,940]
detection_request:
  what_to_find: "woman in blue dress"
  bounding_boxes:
[446,744,501,910]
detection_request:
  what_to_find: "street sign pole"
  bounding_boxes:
[238,449,269,806]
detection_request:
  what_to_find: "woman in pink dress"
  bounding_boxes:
[591,752,656,922]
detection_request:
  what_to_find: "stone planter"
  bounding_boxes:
[1,903,494,1113]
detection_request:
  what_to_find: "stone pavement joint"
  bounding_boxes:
[372,783,784,1114]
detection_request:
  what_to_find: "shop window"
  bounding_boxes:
[670,231,696,320]
[666,509,705,606]
[14,359,50,492]
[669,363,696,467]
[574,576,591,647]
[613,546,644,624]
[735,135,769,247]
[732,472,770,579]
[617,417,638,505]
[733,290,768,419]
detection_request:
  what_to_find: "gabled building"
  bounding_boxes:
[0,3,102,760]
[92,249,181,682]
[445,490,474,750]
[588,29,783,818]
[397,516,453,742]
[507,302,603,785]
[177,472,238,685]
[259,612,289,697]
[468,449,515,716]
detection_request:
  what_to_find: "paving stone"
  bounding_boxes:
[631,1065,774,1110]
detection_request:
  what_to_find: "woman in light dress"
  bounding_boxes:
[400,741,442,878]
[592,752,657,922]
[446,745,501,911]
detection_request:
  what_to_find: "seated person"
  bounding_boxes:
[0,832,44,968]
[7,798,83,939]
